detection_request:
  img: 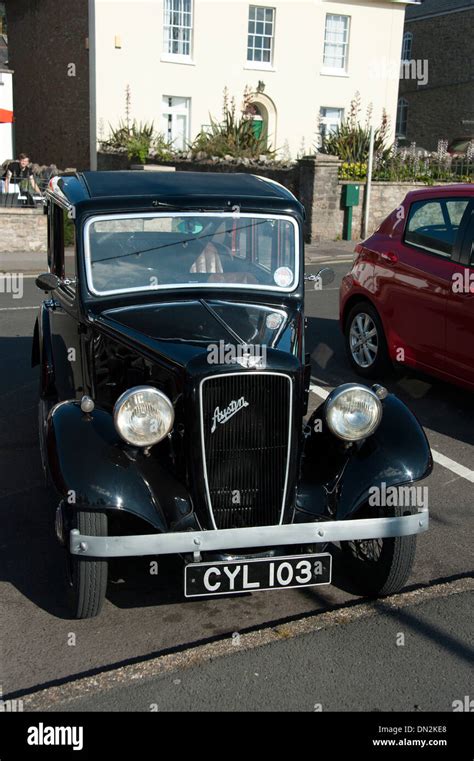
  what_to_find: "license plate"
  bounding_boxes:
[184,553,332,598]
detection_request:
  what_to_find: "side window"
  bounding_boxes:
[50,202,65,277]
[49,203,76,287]
[446,200,469,228]
[63,208,76,283]
[405,198,470,257]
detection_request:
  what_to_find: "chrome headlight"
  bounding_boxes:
[114,386,174,447]
[325,383,382,441]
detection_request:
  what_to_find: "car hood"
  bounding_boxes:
[95,299,298,370]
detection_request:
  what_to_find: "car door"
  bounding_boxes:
[378,196,468,373]
[47,201,84,401]
[444,200,474,386]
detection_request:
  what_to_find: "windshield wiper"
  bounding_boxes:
[199,300,246,345]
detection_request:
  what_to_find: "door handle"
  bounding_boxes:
[381,251,398,264]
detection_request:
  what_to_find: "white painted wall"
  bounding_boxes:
[94,0,408,158]
[0,70,13,164]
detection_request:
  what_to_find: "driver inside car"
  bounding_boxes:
[177,218,225,274]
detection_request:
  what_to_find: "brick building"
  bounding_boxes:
[4,0,90,169]
[397,0,474,150]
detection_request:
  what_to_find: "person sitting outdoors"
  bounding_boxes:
[3,153,41,206]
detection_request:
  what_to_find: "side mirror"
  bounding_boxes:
[35,272,61,292]
[316,267,335,287]
[304,267,335,289]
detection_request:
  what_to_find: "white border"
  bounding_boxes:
[83,212,300,297]
[199,371,293,531]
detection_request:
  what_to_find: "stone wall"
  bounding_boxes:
[98,151,299,192]
[311,176,424,242]
[0,208,47,252]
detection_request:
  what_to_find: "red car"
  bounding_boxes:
[340,185,474,390]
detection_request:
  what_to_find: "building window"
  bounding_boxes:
[401,31,413,61]
[320,107,344,141]
[162,96,190,151]
[163,0,193,59]
[396,98,408,138]
[323,14,350,71]
[247,6,275,65]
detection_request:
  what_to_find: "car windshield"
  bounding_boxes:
[85,212,298,295]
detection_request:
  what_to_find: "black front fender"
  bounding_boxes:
[46,401,195,532]
[299,393,432,521]
[33,304,56,397]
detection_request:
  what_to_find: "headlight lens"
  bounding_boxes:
[325,383,382,441]
[114,386,174,447]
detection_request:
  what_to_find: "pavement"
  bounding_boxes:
[305,239,358,262]
[0,259,472,714]
[7,578,471,712]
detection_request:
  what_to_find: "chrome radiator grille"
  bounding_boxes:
[200,372,292,529]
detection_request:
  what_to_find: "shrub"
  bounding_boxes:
[102,119,156,163]
[189,87,275,160]
[100,86,175,163]
[320,93,391,164]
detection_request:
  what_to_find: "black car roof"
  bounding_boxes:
[56,171,302,215]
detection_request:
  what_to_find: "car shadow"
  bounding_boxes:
[306,314,474,447]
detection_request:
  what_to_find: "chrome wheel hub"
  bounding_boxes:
[349,313,378,368]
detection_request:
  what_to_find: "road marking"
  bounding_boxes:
[431,450,474,483]
[309,381,474,483]
[309,383,330,400]
[0,306,37,311]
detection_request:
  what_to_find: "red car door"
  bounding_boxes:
[445,201,474,387]
[377,195,465,374]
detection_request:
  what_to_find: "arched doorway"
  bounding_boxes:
[244,93,277,151]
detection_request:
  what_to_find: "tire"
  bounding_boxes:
[344,302,391,378]
[66,511,108,619]
[340,502,416,597]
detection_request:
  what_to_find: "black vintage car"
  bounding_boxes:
[33,171,432,618]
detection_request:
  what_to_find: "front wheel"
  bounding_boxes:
[344,302,390,378]
[340,503,416,597]
[66,510,108,619]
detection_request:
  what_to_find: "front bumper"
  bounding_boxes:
[69,509,428,558]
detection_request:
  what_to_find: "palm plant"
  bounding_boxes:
[190,88,274,160]
[320,93,391,164]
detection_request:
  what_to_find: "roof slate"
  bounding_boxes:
[406,0,474,19]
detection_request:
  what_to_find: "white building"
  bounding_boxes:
[90,0,417,165]
[0,30,13,165]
